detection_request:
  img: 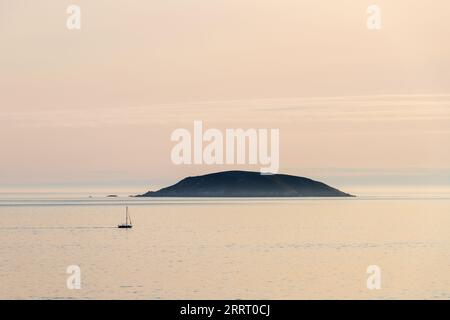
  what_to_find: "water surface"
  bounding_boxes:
[0,195,449,299]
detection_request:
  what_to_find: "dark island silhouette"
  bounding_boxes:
[136,171,354,197]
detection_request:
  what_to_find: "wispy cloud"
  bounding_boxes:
[2,94,450,128]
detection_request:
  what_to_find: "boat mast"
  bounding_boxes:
[126,206,128,225]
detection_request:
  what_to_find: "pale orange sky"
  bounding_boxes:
[1,1,450,192]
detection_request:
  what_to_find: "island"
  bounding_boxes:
[136,171,354,197]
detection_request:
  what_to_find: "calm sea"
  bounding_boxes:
[0,193,449,299]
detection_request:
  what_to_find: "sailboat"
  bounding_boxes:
[118,206,133,229]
